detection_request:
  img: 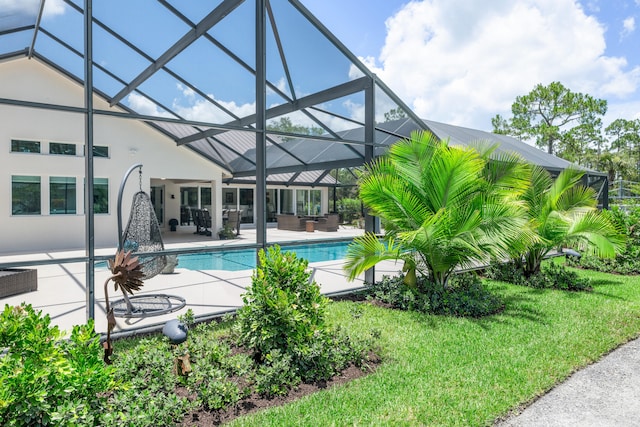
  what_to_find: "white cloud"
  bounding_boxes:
[130,90,257,125]
[373,0,640,130]
[583,1,600,13]
[43,0,65,16]
[0,0,39,15]
[349,56,381,80]
[127,93,175,119]
[275,77,288,93]
[133,82,364,133]
[621,16,636,38]
[0,0,65,17]
[177,84,195,99]
[173,96,255,123]
[604,99,640,126]
[342,99,365,124]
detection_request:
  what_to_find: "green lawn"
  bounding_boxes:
[228,269,640,426]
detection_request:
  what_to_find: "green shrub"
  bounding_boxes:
[568,205,640,274]
[337,197,362,224]
[486,260,591,291]
[366,272,503,317]
[366,275,431,312]
[542,262,591,291]
[253,349,300,397]
[50,400,97,426]
[426,273,504,317]
[188,332,232,367]
[485,261,528,286]
[99,387,190,427]
[569,255,640,275]
[236,245,329,360]
[236,245,371,390]
[185,334,251,410]
[101,337,192,426]
[293,326,371,382]
[193,368,244,410]
[0,304,113,427]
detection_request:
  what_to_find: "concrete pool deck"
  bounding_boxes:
[0,225,402,335]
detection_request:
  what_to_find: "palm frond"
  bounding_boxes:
[343,233,404,281]
[523,165,553,219]
[547,168,584,208]
[425,145,484,210]
[566,211,626,258]
[556,184,597,211]
[345,129,536,286]
[480,147,532,199]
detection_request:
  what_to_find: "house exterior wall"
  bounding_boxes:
[0,58,224,254]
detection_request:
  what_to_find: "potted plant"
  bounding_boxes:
[218,224,236,240]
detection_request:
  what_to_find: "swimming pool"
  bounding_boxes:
[176,241,352,271]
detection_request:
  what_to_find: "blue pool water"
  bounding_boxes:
[176,242,351,271]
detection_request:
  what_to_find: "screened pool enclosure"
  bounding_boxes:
[0,0,607,334]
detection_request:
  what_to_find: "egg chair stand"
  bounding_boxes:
[112,163,185,318]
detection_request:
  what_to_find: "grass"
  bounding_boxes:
[226,267,640,426]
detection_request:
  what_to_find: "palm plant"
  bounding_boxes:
[517,165,625,276]
[343,131,535,289]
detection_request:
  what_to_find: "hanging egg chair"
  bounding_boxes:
[110,164,185,318]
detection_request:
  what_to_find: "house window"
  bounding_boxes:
[279,189,294,214]
[93,146,109,158]
[181,187,199,208]
[50,176,76,214]
[296,189,308,215]
[11,140,40,153]
[83,145,109,157]
[50,142,76,156]
[94,178,109,214]
[200,187,211,210]
[239,188,254,223]
[12,175,41,215]
[296,189,322,215]
[311,189,321,215]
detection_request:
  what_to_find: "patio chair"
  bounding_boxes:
[192,209,212,236]
[227,210,241,236]
[315,213,339,232]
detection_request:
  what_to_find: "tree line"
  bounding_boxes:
[492,81,640,183]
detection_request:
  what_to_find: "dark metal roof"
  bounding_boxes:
[421,120,601,174]
[224,118,607,180]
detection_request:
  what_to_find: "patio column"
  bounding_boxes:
[364,76,378,285]
[84,0,95,321]
[255,0,267,255]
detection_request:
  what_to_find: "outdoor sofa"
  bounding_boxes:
[276,213,339,232]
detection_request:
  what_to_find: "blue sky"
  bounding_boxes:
[303,0,640,131]
[3,0,638,134]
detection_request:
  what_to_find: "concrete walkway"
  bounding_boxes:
[495,337,640,427]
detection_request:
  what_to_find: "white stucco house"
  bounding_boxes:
[1,57,330,255]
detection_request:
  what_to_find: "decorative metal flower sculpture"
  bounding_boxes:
[103,249,145,364]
